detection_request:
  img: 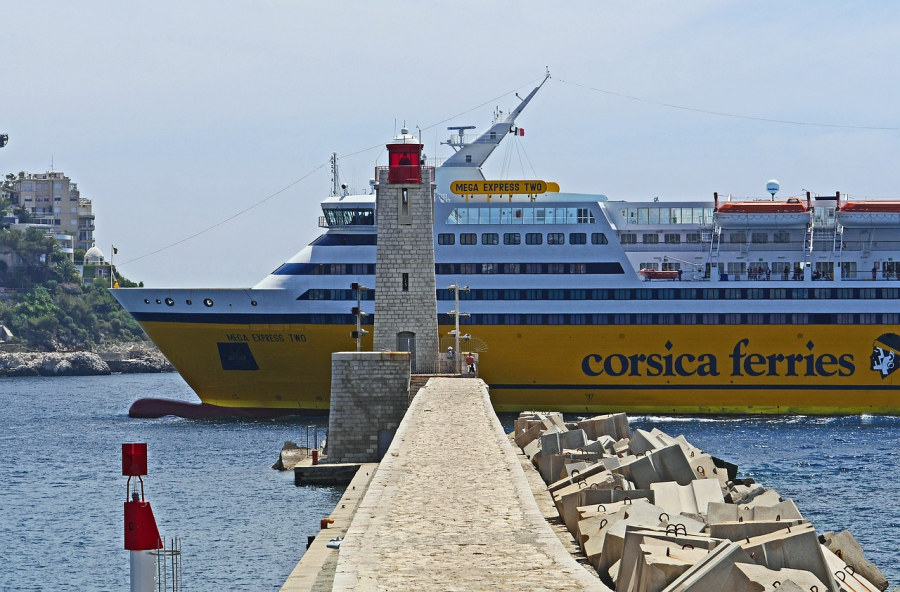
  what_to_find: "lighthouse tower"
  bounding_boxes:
[373,128,438,372]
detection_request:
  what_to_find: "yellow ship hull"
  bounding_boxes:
[138,319,900,415]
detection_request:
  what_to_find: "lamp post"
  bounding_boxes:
[350,283,369,352]
[447,284,470,374]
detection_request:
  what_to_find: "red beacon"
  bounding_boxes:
[123,443,163,592]
[386,127,423,184]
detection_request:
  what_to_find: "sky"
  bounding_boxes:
[3,1,900,287]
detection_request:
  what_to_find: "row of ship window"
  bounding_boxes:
[236,313,900,326]
[437,232,609,246]
[620,231,799,245]
[301,287,900,301]
[276,261,622,276]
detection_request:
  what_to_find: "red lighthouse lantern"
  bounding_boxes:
[386,127,422,184]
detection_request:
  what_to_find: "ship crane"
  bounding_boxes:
[662,255,704,271]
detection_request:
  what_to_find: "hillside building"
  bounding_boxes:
[8,171,96,252]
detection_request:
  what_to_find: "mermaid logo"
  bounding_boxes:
[870,333,900,379]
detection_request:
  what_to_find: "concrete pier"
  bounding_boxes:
[331,378,604,591]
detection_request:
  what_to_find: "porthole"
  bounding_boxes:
[156,299,162,304]
[144,299,150,304]
[251,300,258,306]
[204,298,214,307]
[186,299,192,305]
[165,298,175,306]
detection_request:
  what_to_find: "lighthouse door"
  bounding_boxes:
[397,332,416,373]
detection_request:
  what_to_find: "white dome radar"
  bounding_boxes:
[766,180,780,198]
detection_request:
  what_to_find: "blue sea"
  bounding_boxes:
[1,374,897,590]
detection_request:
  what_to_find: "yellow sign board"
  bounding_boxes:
[450,180,549,195]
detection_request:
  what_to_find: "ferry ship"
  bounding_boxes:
[114,75,900,416]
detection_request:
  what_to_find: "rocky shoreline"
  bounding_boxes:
[0,350,175,377]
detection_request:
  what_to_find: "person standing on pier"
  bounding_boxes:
[466,353,476,376]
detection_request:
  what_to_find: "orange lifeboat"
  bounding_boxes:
[838,201,900,213]
[639,268,679,281]
[715,197,808,214]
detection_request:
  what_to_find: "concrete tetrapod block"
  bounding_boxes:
[821,544,883,592]
[661,541,756,592]
[579,501,654,572]
[576,499,651,551]
[648,444,696,486]
[514,418,554,449]
[615,526,722,592]
[651,479,725,519]
[614,454,661,489]
[707,499,803,525]
[630,543,710,592]
[594,503,680,584]
[534,453,569,485]
[739,522,839,592]
[707,520,805,542]
[566,489,656,538]
[548,456,620,493]
[727,562,827,592]
[822,530,889,591]
[552,471,631,524]
[688,453,729,488]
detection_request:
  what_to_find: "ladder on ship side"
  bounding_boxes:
[832,224,844,257]
[705,227,721,258]
[804,224,814,267]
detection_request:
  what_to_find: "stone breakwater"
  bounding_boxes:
[514,411,894,592]
[0,351,174,377]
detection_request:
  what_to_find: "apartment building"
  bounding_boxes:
[10,171,96,252]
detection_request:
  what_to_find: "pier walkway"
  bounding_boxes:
[331,377,604,591]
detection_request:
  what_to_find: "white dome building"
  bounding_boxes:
[84,246,105,264]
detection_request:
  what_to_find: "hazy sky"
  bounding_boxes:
[4,2,899,287]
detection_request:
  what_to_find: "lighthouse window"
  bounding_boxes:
[402,273,409,291]
[438,233,455,245]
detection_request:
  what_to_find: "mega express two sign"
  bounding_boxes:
[450,180,552,195]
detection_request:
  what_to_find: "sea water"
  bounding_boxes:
[1,374,897,590]
[0,373,340,591]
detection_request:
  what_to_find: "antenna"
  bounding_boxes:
[766,179,780,199]
[49,157,54,172]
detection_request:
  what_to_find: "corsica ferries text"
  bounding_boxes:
[581,339,855,378]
